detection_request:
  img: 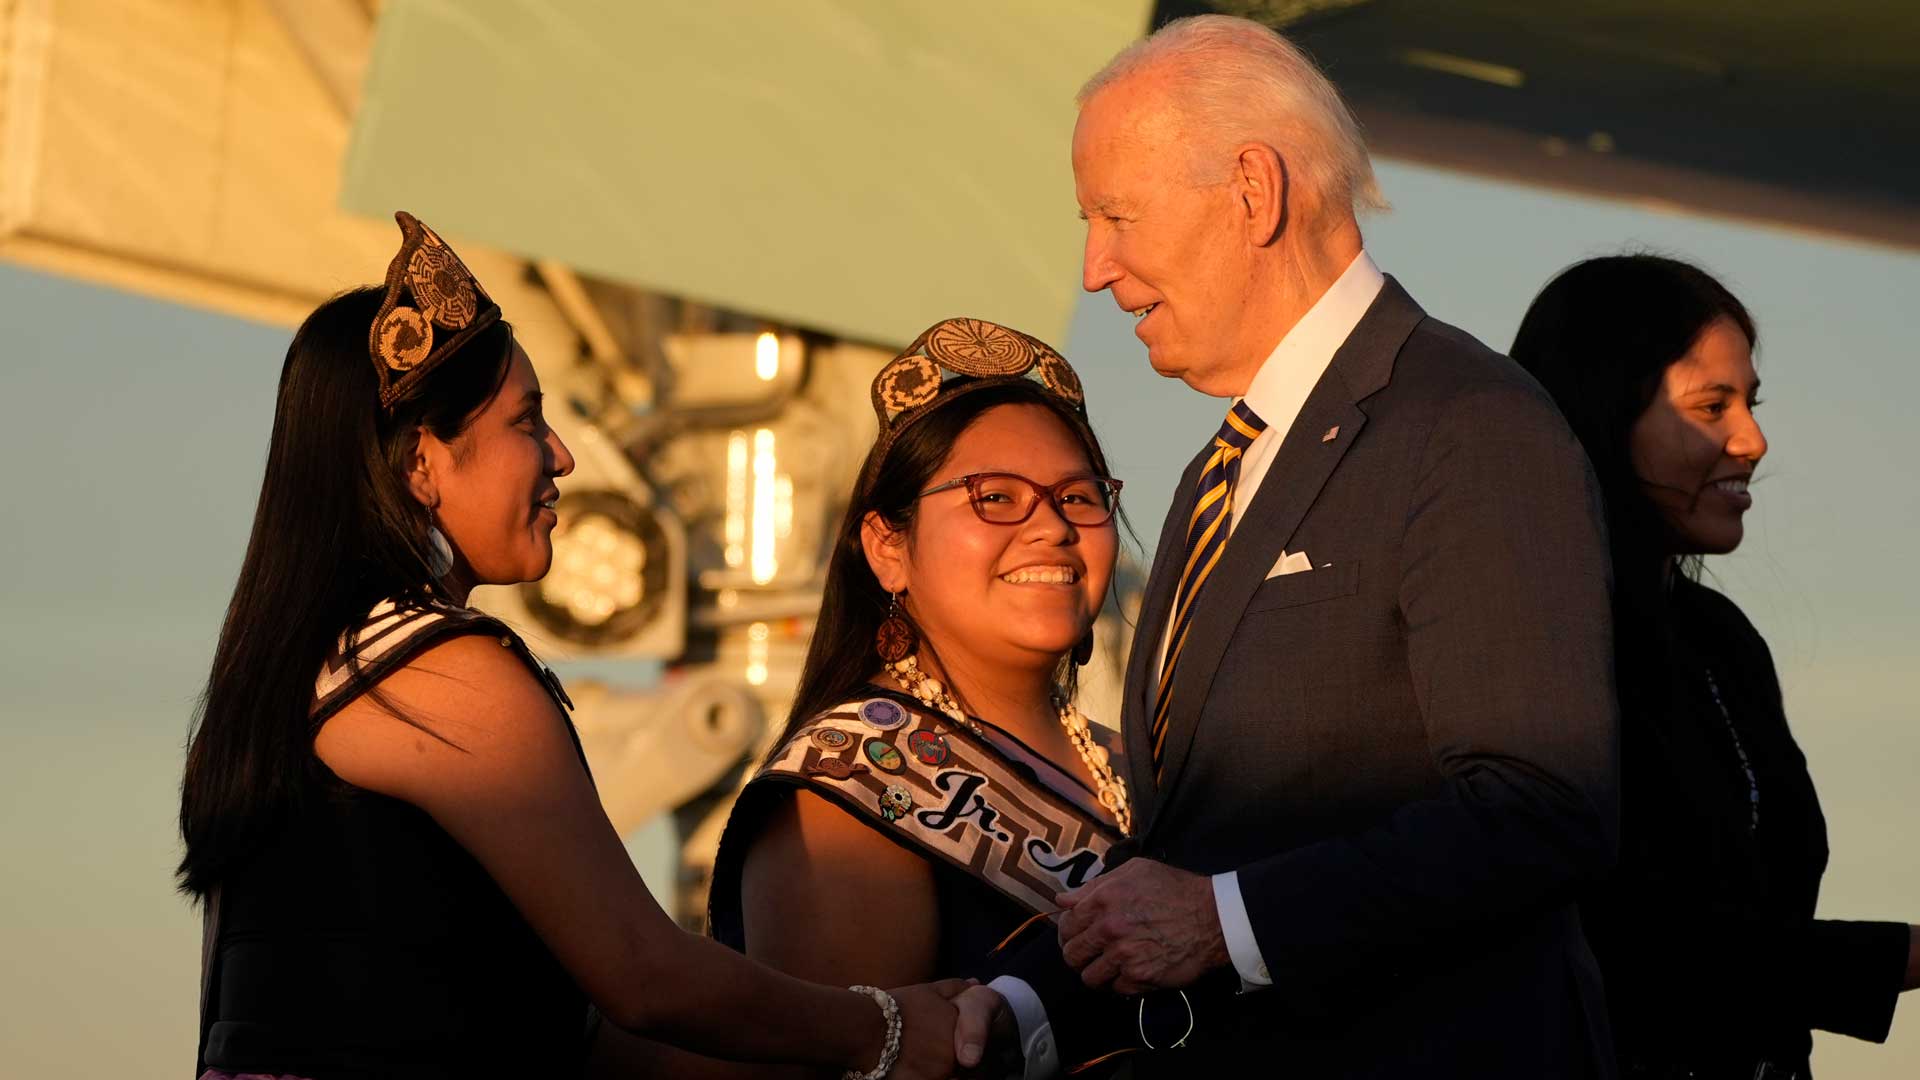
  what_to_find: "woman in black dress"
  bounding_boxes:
[179,213,993,1079]
[1511,254,1919,1078]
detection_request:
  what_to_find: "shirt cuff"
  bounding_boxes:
[1213,870,1273,989]
[986,974,1061,1079]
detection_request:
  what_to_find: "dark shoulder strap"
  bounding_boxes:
[311,598,576,719]
[311,599,489,724]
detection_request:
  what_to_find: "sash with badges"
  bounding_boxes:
[756,694,1122,914]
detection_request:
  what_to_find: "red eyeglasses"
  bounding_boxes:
[917,472,1123,527]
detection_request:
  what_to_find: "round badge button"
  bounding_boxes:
[879,784,915,822]
[858,698,908,732]
[863,737,907,774]
[811,727,853,752]
[907,729,950,767]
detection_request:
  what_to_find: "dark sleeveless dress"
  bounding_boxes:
[198,600,593,1079]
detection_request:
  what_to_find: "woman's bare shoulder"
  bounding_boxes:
[740,787,938,984]
[748,787,926,878]
[316,631,567,801]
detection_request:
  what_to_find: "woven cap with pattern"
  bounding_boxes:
[870,317,1086,452]
[367,211,505,409]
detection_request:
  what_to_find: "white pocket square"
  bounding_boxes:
[1266,550,1314,578]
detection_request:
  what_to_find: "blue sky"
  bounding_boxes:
[2,160,1915,1074]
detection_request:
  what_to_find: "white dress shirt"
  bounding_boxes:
[991,251,1385,1078]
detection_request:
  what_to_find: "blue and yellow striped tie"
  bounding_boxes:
[1150,400,1267,781]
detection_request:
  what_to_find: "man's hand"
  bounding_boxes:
[949,982,1022,1078]
[1056,858,1230,995]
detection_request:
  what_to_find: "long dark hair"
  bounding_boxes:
[784,379,1121,742]
[177,286,514,898]
[1509,254,1757,702]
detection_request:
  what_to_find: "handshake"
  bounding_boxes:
[881,979,1021,1080]
[863,859,1225,1078]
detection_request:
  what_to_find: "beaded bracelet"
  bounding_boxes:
[844,985,903,1080]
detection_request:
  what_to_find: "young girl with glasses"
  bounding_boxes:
[593,319,1131,1076]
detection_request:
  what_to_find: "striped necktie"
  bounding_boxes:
[1150,400,1267,781]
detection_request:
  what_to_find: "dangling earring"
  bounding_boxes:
[874,591,917,663]
[426,508,454,579]
[1072,630,1095,667]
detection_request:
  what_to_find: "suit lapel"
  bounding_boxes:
[1145,278,1427,827]
[1121,442,1213,829]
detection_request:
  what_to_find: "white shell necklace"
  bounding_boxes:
[883,655,1132,836]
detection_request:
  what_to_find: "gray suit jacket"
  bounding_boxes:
[1017,279,1620,1078]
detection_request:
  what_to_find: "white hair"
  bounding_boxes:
[1078,14,1388,215]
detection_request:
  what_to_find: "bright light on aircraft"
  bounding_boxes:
[521,491,672,645]
[546,515,645,626]
[755,331,780,381]
[750,428,779,585]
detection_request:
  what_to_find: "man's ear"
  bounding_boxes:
[1237,142,1288,247]
[859,511,911,594]
[405,427,440,509]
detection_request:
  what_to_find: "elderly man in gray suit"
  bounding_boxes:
[982,15,1620,1078]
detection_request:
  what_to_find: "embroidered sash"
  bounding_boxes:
[754,694,1122,914]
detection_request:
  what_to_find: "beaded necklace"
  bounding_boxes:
[884,655,1132,836]
[1703,667,1760,834]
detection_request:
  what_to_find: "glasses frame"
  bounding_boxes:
[917,471,1124,527]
